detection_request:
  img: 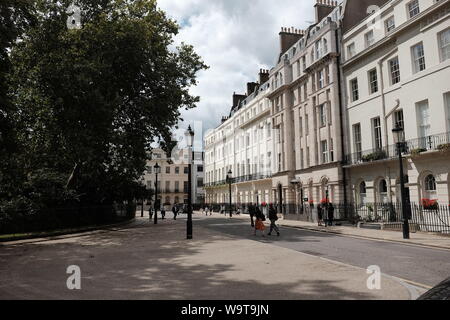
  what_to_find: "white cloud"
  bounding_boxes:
[157,0,315,139]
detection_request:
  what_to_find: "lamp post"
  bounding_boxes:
[393,123,410,240]
[227,170,233,218]
[154,163,161,225]
[185,125,194,240]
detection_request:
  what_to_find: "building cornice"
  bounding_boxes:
[343,0,449,69]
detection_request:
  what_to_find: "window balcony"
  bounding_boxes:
[204,172,273,188]
[344,131,450,166]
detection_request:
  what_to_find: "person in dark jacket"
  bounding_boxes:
[327,203,335,227]
[317,204,324,226]
[268,204,280,236]
[249,204,256,227]
[172,205,178,220]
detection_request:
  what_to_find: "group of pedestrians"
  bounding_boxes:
[201,206,212,216]
[317,203,335,227]
[248,203,280,237]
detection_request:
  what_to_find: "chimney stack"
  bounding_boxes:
[279,27,305,55]
[259,69,270,84]
[314,0,338,24]
[232,92,247,109]
[247,82,259,96]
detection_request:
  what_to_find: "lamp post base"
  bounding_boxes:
[403,220,410,239]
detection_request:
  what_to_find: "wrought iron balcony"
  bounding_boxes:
[344,132,450,166]
[204,171,272,188]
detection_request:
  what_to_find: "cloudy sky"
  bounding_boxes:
[157,0,315,141]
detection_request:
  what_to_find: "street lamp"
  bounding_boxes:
[185,125,194,240]
[154,162,161,225]
[227,170,233,218]
[393,123,410,239]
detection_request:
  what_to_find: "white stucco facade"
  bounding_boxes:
[342,0,450,206]
[204,76,276,206]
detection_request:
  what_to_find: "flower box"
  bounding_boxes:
[422,198,439,210]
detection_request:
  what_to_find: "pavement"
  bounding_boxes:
[226,213,450,250]
[0,213,430,300]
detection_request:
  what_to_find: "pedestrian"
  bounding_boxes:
[249,204,255,227]
[205,206,210,216]
[172,205,178,220]
[327,203,335,227]
[149,208,153,220]
[317,203,324,227]
[268,203,280,237]
[254,206,266,237]
[161,206,166,220]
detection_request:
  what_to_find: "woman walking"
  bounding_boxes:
[254,206,266,237]
[268,204,280,236]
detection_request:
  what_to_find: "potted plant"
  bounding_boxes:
[437,143,450,154]
[410,148,427,157]
[422,198,439,210]
[362,150,387,162]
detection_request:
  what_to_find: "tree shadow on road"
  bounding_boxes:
[0,218,384,300]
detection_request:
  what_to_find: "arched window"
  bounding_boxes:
[380,180,388,193]
[378,179,388,203]
[359,181,367,204]
[174,196,180,204]
[360,181,367,194]
[425,175,436,192]
[165,196,171,205]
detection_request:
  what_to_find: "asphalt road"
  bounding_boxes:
[195,214,450,288]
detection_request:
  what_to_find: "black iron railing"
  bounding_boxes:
[204,172,272,188]
[205,202,450,234]
[345,131,450,166]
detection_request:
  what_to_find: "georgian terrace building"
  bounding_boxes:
[267,1,347,220]
[204,71,276,206]
[342,0,450,206]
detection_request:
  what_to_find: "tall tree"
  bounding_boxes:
[0,0,35,205]
[6,0,207,208]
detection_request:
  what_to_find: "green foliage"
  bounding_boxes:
[410,148,427,156]
[361,150,387,162]
[1,0,207,214]
[437,143,450,153]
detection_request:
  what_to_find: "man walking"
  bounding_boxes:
[317,203,324,227]
[161,205,166,220]
[172,205,178,220]
[268,204,280,237]
[249,204,255,228]
[327,203,335,227]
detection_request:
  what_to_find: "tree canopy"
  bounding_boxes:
[1,0,207,211]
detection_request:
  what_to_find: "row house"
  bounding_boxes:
[342,0,450,207]
[268,1,345,218]
[204,0,450,221]
[204,71,275,206]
